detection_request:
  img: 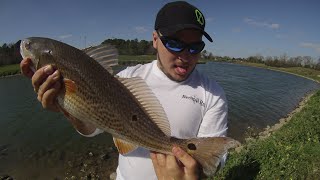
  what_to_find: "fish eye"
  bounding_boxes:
[132,115,138,121]
[187,143,197,150]
[25,41,31,50]
[44,49,52,55]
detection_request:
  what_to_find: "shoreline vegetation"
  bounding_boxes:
[0,55,207,77]
[235,61,320,83]
[1,57,320,179]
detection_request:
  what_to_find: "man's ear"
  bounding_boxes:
[152,31,158,49]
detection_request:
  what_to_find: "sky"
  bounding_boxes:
[1,0,320,59]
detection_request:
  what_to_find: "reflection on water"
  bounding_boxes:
[0,62,319,178]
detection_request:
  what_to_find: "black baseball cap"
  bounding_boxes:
[155,1,213,42]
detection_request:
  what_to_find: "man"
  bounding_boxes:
[20,1,228,179]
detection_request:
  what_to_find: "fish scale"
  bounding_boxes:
[20,37,240,177]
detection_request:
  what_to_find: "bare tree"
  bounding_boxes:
[302,56,313,68]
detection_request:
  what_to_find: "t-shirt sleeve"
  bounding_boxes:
[116,67,128,78]
[116,64,143,78]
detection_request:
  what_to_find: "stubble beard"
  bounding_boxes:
[157,53,195,82]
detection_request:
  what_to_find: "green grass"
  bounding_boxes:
[0,55,157,77]
[119,55,156,61]
[0,64,20,77]
[118,55,156,65]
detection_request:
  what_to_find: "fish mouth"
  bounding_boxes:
[20,39,31,59]
[20,38,36,72]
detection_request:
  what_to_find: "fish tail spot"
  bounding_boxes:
[187,143,197,150]
[132,115,138,121]
[185,137,240,177]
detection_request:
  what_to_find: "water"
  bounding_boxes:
[0,76,116,178]
[197,62,320,138]
[0,62,319,178]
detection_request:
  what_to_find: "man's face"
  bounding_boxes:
[153,29,203,82]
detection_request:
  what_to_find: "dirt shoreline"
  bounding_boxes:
[0,73,21,79]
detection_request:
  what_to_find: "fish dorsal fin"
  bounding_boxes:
[84,44,118,74]
[118,77,171,137]
[113,137,138,155]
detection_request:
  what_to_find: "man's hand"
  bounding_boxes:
[150,146,199,180]
[20,58,62,112]
[20,58,97,135]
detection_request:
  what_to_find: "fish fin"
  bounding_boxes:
[57,103,91,135]
[84,44,118,74]
[56,102,78,123]
[113,137,138,155]
[184,137,241,177]
[118,77,171,137]
[63,78,77,94]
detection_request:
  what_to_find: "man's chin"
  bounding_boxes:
[169,73,189,82]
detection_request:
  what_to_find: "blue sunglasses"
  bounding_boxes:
[157,32,205,54]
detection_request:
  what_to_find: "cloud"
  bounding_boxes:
[206,17,214,22]
[275,34,288,39]
[300,42,320,53]
[134,26,148,33]
[58,34,72,39]
[232,27,241,33]
[244,18,280,29]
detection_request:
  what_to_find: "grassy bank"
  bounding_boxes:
[0,64,20,77]
[235,61,320,83]
[0,55,207,77]
[118,55,155,65]
[0,55,156,77]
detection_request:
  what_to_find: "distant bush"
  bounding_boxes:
[0,41,22,66]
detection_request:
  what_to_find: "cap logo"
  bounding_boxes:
[195,9,204,26]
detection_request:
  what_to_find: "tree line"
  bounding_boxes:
[103,39,218,59]
[0,38,220,66]
[1,38,319,71]
[243,54,320,70]
[0,38,157,66]
[200,52,320,71]
[102,38,156,55]
[0,42,21,66]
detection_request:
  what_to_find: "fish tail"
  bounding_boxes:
[182,137,240,177]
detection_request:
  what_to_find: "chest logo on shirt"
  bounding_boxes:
[182,95,205,107]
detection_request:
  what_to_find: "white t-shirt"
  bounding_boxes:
[82,60,228,180]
